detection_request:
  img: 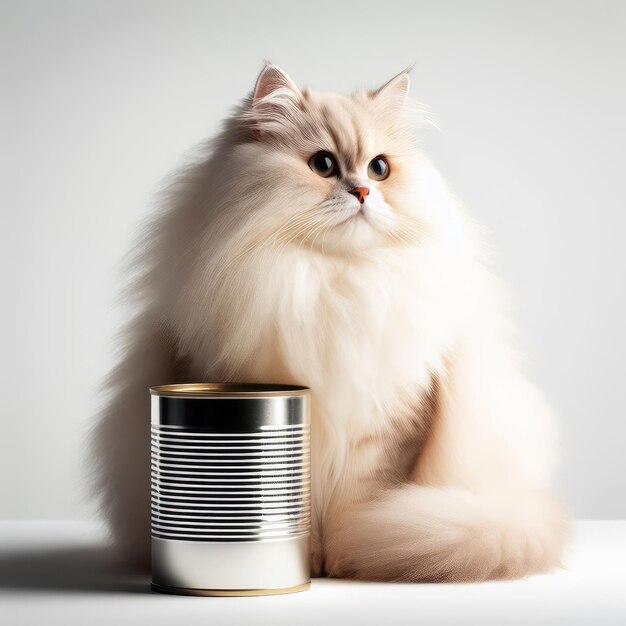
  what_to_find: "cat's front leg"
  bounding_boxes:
[310,526,323,577]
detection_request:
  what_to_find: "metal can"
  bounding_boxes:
[150,383,311,596]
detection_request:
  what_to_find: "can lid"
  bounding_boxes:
[149,383,310,398]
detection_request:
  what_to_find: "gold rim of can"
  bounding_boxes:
[150,383,310,398]
[151,581,311,597]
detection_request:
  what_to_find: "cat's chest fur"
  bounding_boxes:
[235,248,458,418]
[183,243,462,448]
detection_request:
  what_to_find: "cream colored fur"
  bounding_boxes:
[91,64,569,581]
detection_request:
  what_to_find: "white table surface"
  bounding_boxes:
[1,520,624,625]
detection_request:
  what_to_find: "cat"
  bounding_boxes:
[91,64,569,581]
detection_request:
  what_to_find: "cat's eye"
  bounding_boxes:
[368,156,390,181]
[309,151,338,178]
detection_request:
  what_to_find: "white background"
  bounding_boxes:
[2,0,625,520]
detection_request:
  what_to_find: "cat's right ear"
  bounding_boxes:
[250,64,302,140]
[253,64,301,103]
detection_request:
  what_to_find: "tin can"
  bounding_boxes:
[150,383,311,596]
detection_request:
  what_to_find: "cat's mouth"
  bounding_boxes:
[337,208,365,226]
[336,203,373,227]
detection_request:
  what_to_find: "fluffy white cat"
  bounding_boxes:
[92,64,569,581]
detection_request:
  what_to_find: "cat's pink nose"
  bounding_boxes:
[348,187,370,204]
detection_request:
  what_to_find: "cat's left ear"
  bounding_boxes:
[371,69,411,112]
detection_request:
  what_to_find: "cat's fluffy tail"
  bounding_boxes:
[325,484,569,582]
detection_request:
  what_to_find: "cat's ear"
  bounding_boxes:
[250,64,302,139]
[253,64,301,103]
[371,69,411,112]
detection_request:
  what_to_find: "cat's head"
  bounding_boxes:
[223,64,436,256]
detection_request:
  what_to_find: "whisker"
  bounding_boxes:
[308,212,337,253]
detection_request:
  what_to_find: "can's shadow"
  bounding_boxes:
[0,545,151,594]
